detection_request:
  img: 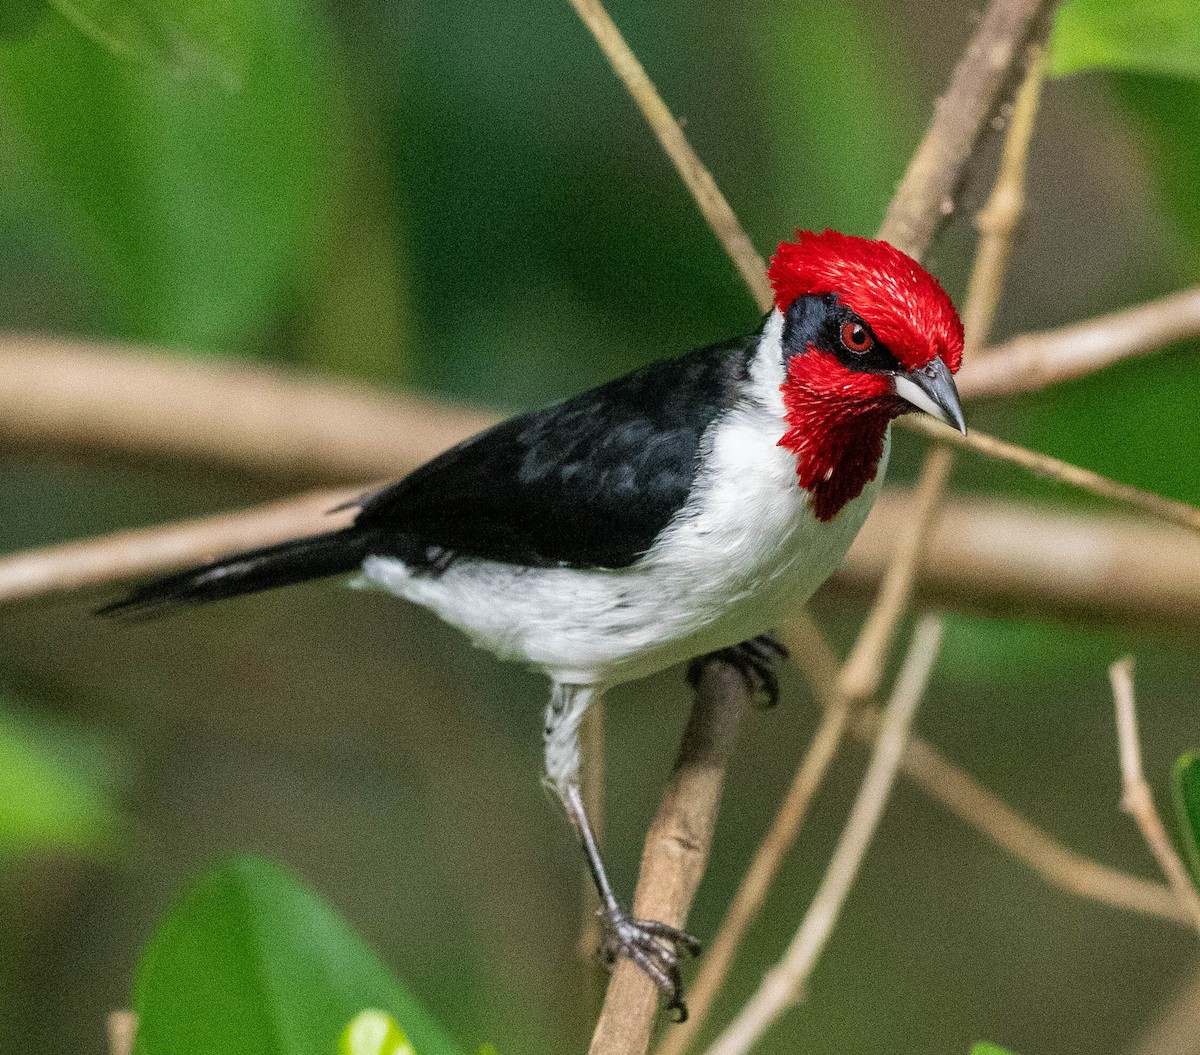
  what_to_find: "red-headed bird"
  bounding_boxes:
[102,229,965,1017]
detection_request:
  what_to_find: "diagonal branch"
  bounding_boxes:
[957,286,1200,401]
[564,0,771,308]
[703,617,943,1055]
[904,415,1200,535]
[1110,658,1200,932]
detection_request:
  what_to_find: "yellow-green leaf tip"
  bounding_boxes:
[339,1009,416,1055]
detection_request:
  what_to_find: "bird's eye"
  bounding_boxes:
[840,321,873,353]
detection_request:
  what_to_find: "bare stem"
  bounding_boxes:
[836,446,955,703]
[892,727,1188,926]
[878,0,1056,255]
[702,617,943,1055]
[839,46,1045,709]
[106,1012,137,1055]
[653,691,855,1055]
[587,664,752,1055]
[904,416,1200,535]
[1109,658,1200,932]
[566,0,771,309]
[957,286,1200,401]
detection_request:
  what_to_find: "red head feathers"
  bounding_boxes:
[768,229,963,372]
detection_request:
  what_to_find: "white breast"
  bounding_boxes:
[359,311,887,688]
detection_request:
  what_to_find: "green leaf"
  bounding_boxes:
[45,0,247,88]
[0,703,120,859]
[972,1045,1019,1055]
[1049,0,1200,81]
[1171,752,1200,888]
[750,0,923,238]
[0,0,338,352]
[134,855,464,1055]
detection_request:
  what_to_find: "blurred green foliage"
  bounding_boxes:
[0,0,338,352]
[1171,752,1200,890]
[134,856,464,1055]
[1050,0,1200,80]
[0,697,119,859]
[339,1009,416,1055]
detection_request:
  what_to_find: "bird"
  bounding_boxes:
[100,228,965,1019]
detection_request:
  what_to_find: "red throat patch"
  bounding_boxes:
[778,350,901,522]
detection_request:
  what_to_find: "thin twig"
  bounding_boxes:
[565,0,770,309]
[879,0,1055,254]
[1110,658,1200,932]
[891,726,1189,926]
[836,446,955,703]
[653,690,855,1055]
[1126,965,1200,1055]
[587,664,752,1055]
[957,286,1200,401]
[780,621,1190,928]
[904,416,1200,535]
[106,1012,137,1055]
[838,46,1045,712]
[703,617,943,1055]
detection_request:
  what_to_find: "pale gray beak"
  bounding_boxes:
[894,358,967,434]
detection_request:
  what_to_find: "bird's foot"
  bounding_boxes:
[596,906,701,1021]
[687,632,790,708]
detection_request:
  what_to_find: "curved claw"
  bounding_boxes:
[687,632,790,708]
[597,908,701,1020]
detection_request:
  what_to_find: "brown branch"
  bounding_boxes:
[0,485,361,605]
[771,622,1191,929]
[958,286,1200,401]
[904,415,1200,535]
[1,276,1197,488]
[837,488,1200,629]
[565,0,771,309]
[893,727,1189,926]
[574,0,1059,1047]
[1110,658,1200,931]
[0,337,493,483]
[704,617,943,1055]
[878,0,1055,255]
[106,1012,137,1055]
[666,55,1046,1050]
[587,664,751,1055]
[653,659,854,1055]
[8,486,1200,632]
[841,44,1045,717]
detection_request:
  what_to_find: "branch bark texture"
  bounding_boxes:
[587,664,751,1055]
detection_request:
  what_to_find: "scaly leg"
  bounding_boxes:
[544,682,700,1020]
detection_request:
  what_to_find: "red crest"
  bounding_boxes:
[768,229,963,372]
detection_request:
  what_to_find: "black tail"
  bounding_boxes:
[97,526,381,618]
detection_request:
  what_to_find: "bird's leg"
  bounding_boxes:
[544,683,701,1020]
[687,631,790,708]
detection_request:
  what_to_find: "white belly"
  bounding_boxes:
[360,409,888,689]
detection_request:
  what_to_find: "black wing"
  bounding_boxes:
[357,334,756,570]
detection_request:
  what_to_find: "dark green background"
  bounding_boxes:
[1,0,1198,1052]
